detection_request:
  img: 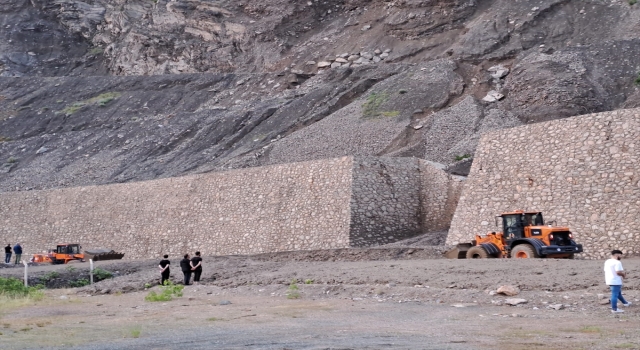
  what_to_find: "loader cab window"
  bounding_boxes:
[502,214,524,240]
[524,213,544,226]
[69,245,79,254]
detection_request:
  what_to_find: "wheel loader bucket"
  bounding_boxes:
[444,243,474,259]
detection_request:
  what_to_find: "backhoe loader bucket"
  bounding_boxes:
[84,249,125,261]
[444,243,473,259]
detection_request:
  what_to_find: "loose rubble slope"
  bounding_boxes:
[1,0,640,191]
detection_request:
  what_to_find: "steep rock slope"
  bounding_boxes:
[1,0,640,191]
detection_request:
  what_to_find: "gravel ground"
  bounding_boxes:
[2,253,640,349]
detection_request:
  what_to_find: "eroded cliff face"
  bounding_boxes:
[0,0,639,191]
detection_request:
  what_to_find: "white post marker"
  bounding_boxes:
[22,260,28,287]
[89,259,94,284]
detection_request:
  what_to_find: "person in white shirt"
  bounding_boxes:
[604,249,631,313]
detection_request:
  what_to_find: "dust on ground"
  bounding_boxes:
[2,251,640,350]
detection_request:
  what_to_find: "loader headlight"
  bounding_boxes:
[557,248,561,252]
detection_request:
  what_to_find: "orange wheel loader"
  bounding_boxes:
[446,211,583,259]
[31,244,85,264]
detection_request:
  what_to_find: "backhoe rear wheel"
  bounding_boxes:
[466,246,491,259]
[511,244,539,259]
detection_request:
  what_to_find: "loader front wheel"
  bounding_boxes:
[511,244,539,259]
[466,246,490,259]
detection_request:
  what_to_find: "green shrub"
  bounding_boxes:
[41,271,59,282]
[0,277,44,300]
[69,279,90,288]
[304,279,314,285]
[93,268,113,281]
[145,281,184,302]
[454,154,472,161]
[630,0,637,5]
[635,72,640,85]
[286,279,301,299]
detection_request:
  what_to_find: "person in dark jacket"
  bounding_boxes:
[190,251,203,285]
[4,244,11,264]
[159,254,171,285]
[180,254,192,286]
[13,243,22,265]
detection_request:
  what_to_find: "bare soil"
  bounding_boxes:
[2,254,640,349]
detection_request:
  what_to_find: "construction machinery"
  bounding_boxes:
[445,211,583,259]
[31,244,124,264]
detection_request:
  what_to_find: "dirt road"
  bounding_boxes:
[2,256,640,349]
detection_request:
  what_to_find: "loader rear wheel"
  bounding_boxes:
[466,246,490,259]
[511,244,539,259]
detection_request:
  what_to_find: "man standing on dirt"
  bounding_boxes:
[180,254,192,286]
[13,243,22,265]
[4,244,11,264]
[605,249,631,313]
[190,251,203,285]
[159,254,171,285]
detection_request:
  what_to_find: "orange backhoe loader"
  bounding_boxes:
[446,211,583,259]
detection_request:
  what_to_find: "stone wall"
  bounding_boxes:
[448,109,640,259]
[1,156,463,259]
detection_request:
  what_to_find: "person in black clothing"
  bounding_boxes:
[190,251,203,285]
[159,254,170,285]
[4,244,11,264]
[180,254,192,286]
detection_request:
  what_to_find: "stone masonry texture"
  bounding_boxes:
[448,108,640,259]
[1,157,462,260]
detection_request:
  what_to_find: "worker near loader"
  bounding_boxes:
[4,244,11,264]
[159,254,171,285]
[13,243,22,265]
[180,254,192,286]
[604,249,631,313]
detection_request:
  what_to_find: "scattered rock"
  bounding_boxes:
[380,52,389,59]
[548,304,564,310]
[374,49,381,55]
[505,298,527,306]
[482,90,505,103]
[305,61,316,66]
[347,55,360,61]
[36,147,49,154]
[335,58,348,63]
[599,299,610,305]
[361,24,371,31]
[497,285,520,296]
[330,62,342,68]
[219,300,232,305]
[317,61,331,68]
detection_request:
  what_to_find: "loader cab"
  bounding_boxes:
[523,212,544,226]
[57,244,81,255]
[500,214,524,241]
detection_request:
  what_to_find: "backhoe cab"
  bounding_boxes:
[446,211,583,259]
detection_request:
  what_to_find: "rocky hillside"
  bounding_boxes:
[1,0,639,191]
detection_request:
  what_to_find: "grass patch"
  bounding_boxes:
[7,157,17,163]
[88,47,104,55]
[454,154,472,161]
[635,72,640,85]
[579,325,602,334]
[69,279,90,288]
[59,92,120,115]
[0,136,11,142]
[286,279,301,299]
[129,326,141,338]
[630,0,637,5]
[380,111,400,117]
[362,92,389,119]
[0,277,44,300]
[207,317,220,321]
[615,343,637,349]
[304,279,314,285]
[145,281,184,302]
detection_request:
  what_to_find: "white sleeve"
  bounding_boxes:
[614,261,623,271]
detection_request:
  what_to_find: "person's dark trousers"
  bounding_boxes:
[14,254,21,264]
[5,253,11,264]
[610,285,628,310]
[193,269,202,282]
[183,271,192,285]
[161,270,170,285]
